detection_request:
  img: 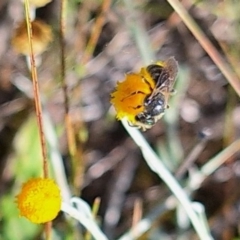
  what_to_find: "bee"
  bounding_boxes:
[134,57,178,130]
[110,57,178,131]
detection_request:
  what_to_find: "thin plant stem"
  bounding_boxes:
[61,202,108,240]
[60,0,82,194]
[43,111,72,203]
[82,0,112,64]
[166,0,240,97]
[59,0,77,158]
[24,0,48,178]
[44,223,52,240]
[118,200,168,240]
[59,0,68,115]
[175,137,208,179]
[85,197,101,240]
[131,198,143,239]
[201,138,240,176]
[218,43,240,80]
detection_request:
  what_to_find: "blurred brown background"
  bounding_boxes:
[1,0,240,239]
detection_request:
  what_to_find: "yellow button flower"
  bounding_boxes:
[110,73,152,124]
[16,178,61,224]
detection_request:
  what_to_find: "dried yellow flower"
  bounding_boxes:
[16,178,61,224]
[12,19,53,55]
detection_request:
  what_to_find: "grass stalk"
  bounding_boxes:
[166,0,240,97]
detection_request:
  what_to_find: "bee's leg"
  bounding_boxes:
[128,121,140,129]
[128,121,135,127]
[128,120,149,131]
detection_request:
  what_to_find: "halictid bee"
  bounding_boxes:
[135,57,178,130]
[110,57,178,131]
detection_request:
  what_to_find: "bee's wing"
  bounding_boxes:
[155,57,178,91]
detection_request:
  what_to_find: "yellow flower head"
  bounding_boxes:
[16,178,61,224]
[110,73,152,124]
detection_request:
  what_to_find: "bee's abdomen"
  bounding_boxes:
[146,64,163,83]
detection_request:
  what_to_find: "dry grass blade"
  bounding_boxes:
[82,0,112,64]
[166,0,240,97]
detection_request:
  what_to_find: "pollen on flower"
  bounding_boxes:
[16,178,61,224]
[110,73,152,124]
